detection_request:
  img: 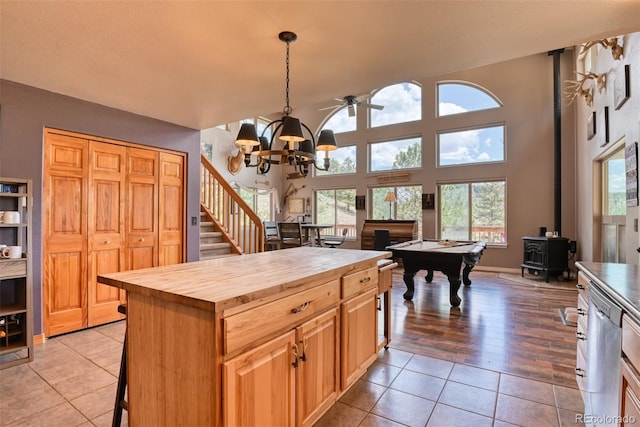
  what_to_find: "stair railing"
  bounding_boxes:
[200,154,264,254]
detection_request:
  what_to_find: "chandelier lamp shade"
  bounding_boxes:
[384,191,397,220]
[235,31,337,177]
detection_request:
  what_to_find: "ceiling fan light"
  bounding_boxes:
[316,130,337,152]
[279,117,305,143]
[236,123,260,147]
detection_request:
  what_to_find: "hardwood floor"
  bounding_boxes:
[386,269,579,388]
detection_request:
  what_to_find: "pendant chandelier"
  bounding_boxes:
[235,31,337,177]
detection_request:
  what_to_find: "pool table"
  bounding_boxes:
[387,239,486,306]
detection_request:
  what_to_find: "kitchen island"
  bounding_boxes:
[98,247,392,427]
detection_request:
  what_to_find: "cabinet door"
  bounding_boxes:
[158,152,184,266]
[87,141,126,326]
[341,287,378,389]
[126,148,158,270]
[223,330,296,427]
[296,308,339,427]
[43,133,89,336]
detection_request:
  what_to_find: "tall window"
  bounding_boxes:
[439,181,506,243]
[437,125,505,166]
[437,82,502,117]
[370,82,422,127]
[238,187,272,222]
[371,186,423,235]
[321,107,357,134]
[315,145,357,176]
[601,144,626,262]
[315,188,356,238]
[369,137,421,172]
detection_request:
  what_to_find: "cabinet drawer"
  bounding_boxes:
[576,315,587,357]
[0,259,26,279]
[377,260,397,294]
[576,271,589,300]
[224,280,340,355]
[623,315,640,366]
[577,293,588,323]
[576,344,587,391]
[342,266,378,299]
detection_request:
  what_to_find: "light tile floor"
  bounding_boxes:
[0,319,583,426]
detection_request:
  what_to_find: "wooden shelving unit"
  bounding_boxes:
[0,177,33,369]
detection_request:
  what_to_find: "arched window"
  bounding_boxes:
[437,82,501,117]
[320,106,356,134]
[370,82,422,127]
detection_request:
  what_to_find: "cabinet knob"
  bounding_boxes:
[139,238,145,242]
[104,240,111,245]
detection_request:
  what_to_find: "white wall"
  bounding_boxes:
[575,32,640,264]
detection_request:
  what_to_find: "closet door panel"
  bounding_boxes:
[159,152,184,266]
[43,133,88,336]
[88,142,126,327]
[126,148,158,271]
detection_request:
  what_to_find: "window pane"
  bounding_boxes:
[316,145,357,176]
[437,125,505,166]
[256,193,271,222]
[321,107,356,134]
[315,188,356,237]
[370,82,421,127]
[437,82,501,117]
[472,182,506,243]
[371,186,422,235]
[369,137,421,172]
[440,181,505,243]
[604,148,626,215]
[440,184,469,240]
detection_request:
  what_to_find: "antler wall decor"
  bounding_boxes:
[564,71,606,106]
[581,37,624,60]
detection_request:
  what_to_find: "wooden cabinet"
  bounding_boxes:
[0,178,33,369]
[621,315,640,425]
[341,287,378,389]
[43,128,185,336]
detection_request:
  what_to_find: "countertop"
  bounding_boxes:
[575,261,640,321]
[98,247,391,313]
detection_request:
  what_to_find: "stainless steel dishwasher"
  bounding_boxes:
[584,281,623,426]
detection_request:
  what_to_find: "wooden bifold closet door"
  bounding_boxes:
[43,129,185,337]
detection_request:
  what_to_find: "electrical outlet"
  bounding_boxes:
[569,240,577,253]
[191,216,198,226]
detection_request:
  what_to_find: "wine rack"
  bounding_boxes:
[0,177,33,369]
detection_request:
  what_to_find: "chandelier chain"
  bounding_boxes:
[284,40,292,116]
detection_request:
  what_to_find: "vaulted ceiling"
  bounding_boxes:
[1,1,639,130]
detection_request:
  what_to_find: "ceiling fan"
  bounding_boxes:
[319,95,384,117]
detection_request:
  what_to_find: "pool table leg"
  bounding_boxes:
[425,270,434,283]
[462,263,474,286]
[402,270,417,300]
[447,276,462,307]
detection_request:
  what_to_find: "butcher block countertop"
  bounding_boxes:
[98,247,391,313]
[575,261,640,321]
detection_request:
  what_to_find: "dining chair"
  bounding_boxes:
[263,221,281,250]
[323,228,348,248]
[374,229,392,251]
[278,222,311,248]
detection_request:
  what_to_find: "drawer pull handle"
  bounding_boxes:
[576,332,586,340]
[139,238,145,242]
[576,284,585,290]
[104,240,111,244]
[291,302,310,314]
[292,343,299,368]
[577,308,586,316]
[575,367,585,377]
[300,339,308,362]
[360,277,371,284]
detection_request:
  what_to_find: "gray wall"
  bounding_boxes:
[0,80,201,335]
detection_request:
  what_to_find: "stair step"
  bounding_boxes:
[200,231,222,244]
[200,242,230,251]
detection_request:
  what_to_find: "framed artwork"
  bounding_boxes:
[626,142,638,207]
[614,64,630,110]
[288,197,305,214]
[355,195,366,210]
[587,111,596,140]
[599,106,610,147]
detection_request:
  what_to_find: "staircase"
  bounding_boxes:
[199,212,234,260]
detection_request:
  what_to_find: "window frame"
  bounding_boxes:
[313,187,357,239]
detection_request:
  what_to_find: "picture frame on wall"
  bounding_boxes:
[587,111,596,140]
[626,142,638,207]
[288,197,305,214]
[599,106,610,147]
[614,64,630,110]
